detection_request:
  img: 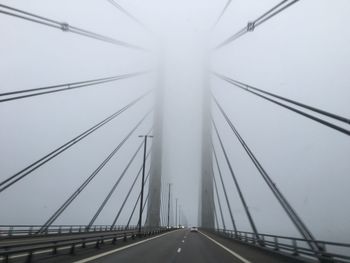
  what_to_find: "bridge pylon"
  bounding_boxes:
[200,58,215,229]
[145,55,164,228]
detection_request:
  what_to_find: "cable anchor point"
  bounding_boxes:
[60,22,70,32]
[247,22,255,32]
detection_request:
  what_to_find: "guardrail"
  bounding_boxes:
[213,228,350,263]
[0,224,138,238]
[0,226,173,263]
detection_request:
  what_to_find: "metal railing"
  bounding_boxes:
[0,226,173,262]
[0,224,138,238]
[213,229,350,263]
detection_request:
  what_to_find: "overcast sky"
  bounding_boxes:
[0,0,350,247]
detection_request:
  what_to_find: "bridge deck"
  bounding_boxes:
[3,229,312,263]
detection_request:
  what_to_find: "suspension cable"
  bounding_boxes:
[38,109,152,233]
[213,73,350,136]
[212,144,237,233]
[111,161,151,229]
[160,180,167,227]
[212,196,220,230]
[212,119,260,241]
[215,0,300,49]
[138,191,150,227]
[0,71,149,103]
[214,72,350,125]
[126,170,151,228]
[107,0,149,31]
[0,90,152,193]
[160,194,164,227]
[212,94,325,254]
[212,166,226,230]
[212,0,232,29]
[0,4,146,51]
[87,139,147,228]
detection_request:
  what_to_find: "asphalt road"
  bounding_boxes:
[71,229,299,263]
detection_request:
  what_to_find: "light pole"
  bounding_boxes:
[138,135,153,234]
[175,198,178,227]
[179,205,181,226]
[167,183,171,228]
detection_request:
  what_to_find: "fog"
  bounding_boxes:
[0,0,350,244]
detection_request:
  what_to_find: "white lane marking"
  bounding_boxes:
[73,230,179,263]
[181,240,185,243]
[177,248,181,253]
[198,231,251,263]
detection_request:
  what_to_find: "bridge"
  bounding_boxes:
[0,0,350,262]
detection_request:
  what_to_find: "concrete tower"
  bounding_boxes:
[145,56,164,227]
[200,65,215,228]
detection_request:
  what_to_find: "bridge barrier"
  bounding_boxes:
[210,228,350,263]
[0,224,139,239]
[0,226,174,263]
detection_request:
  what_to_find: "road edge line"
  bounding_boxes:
[198,230,251,263]
[73,230,179,263]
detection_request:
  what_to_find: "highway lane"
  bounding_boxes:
[73,229,299,263]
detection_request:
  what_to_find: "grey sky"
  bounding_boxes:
[0,0,349,246]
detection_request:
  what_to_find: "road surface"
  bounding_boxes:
[67,229,301,263]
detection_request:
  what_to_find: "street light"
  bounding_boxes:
[179,205,181,226]
[138,135,153,234]
[175,198,178,228]
[167,183,171,228]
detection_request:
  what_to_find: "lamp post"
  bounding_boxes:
[175,198,178,227]
[167,183,171,228]
[179,205,181,226]
[138,135,153,234]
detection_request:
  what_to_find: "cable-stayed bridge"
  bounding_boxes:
[0,1,350,262]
